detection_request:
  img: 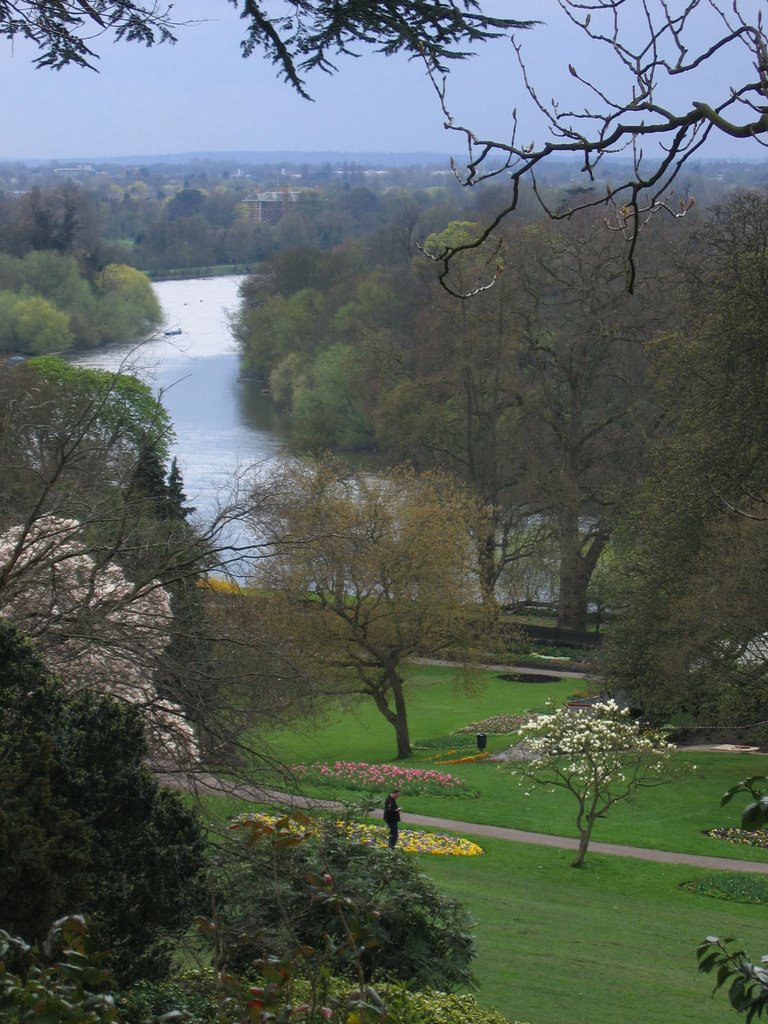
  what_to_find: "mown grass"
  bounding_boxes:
[208,661,768,1022]
[420,837,768,1024]
[252,664,578,766]
[252,663,768,861]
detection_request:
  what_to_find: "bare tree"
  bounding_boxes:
[427,0,768,292]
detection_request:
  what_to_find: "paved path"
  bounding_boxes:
[398,812,768,873]
[411,657,590,680]
[158,770,768,874]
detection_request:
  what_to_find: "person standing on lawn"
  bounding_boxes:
[383,789,401,848]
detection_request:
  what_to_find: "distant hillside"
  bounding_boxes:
[26,151,457,169]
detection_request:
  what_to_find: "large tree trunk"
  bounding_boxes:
[572,827,592,868]
[392,713,412,760]
[557,508,591,631]
[389,670,412,759]
[557,508,610,631]
[369,668,412,759]
[477,523,502,609]
[558,561,590,631]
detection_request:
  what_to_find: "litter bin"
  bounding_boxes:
[476,732,487,751]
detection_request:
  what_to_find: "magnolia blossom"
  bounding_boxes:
[517,699,671,786]
[511,699,677,866]
[0,515,197,764]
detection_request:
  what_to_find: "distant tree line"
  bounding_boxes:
[0,183,160,353]
[235,183,768,748]
[0,170,482,278]
[233,204,679,630]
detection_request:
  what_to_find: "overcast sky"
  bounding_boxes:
[0,1,763,162]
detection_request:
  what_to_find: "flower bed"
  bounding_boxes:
[289,760,477,797]
[437,751,490,765]
[456,713,538,734]
[706,827,768,849]
[680,871,768,903]
[235,813,484,857]
[344,821,484,856]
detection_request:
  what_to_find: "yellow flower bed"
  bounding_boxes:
[437,752,490,765]
[344,820,484,856]
[234,813,484,857]
[197,576,244,594]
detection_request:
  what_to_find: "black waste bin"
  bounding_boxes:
[476,732,487,751]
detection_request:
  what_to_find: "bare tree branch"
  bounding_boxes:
[423,0,768,293]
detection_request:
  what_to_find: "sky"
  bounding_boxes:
[0,1,764,163]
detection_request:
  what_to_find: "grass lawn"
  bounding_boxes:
[419,837,768,1024]
[210,662,768,1022]
[251,663,768,862]
[252,664,578,765]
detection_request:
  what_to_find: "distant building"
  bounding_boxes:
[52,164,95,180]
[240,188,310,224]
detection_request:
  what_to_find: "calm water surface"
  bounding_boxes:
[69,276,289,522]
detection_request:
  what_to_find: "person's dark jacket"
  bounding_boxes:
[384,795,400,822]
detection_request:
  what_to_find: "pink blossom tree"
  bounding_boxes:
[0,514,197,764]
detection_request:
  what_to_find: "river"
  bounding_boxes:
[69,275,289,524]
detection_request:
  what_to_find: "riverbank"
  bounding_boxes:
[147,264,257,281]
[67,275,289,525]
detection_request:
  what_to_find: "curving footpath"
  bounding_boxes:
[410,657,590,680]
[157,769,768,875]
[399,811,768,873]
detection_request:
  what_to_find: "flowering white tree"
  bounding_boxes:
[0,359,318,775]
[0,515,197,764]
[511,700,677,867]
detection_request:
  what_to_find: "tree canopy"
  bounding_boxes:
[248,457,487,759]
[4,1,531,94]
[605,191,768,736]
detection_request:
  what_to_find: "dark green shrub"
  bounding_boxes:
[119,974,219,1024]
[0,619,208,986]
[210,821,475,991]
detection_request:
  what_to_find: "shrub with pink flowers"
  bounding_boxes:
[290,760,478,798]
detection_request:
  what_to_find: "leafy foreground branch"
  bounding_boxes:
[697,936,768,1023]
[697,776,768,1021]
[0,915,118,1024]
[2,1,531,94]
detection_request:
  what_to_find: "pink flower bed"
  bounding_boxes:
[290,760,475,797]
